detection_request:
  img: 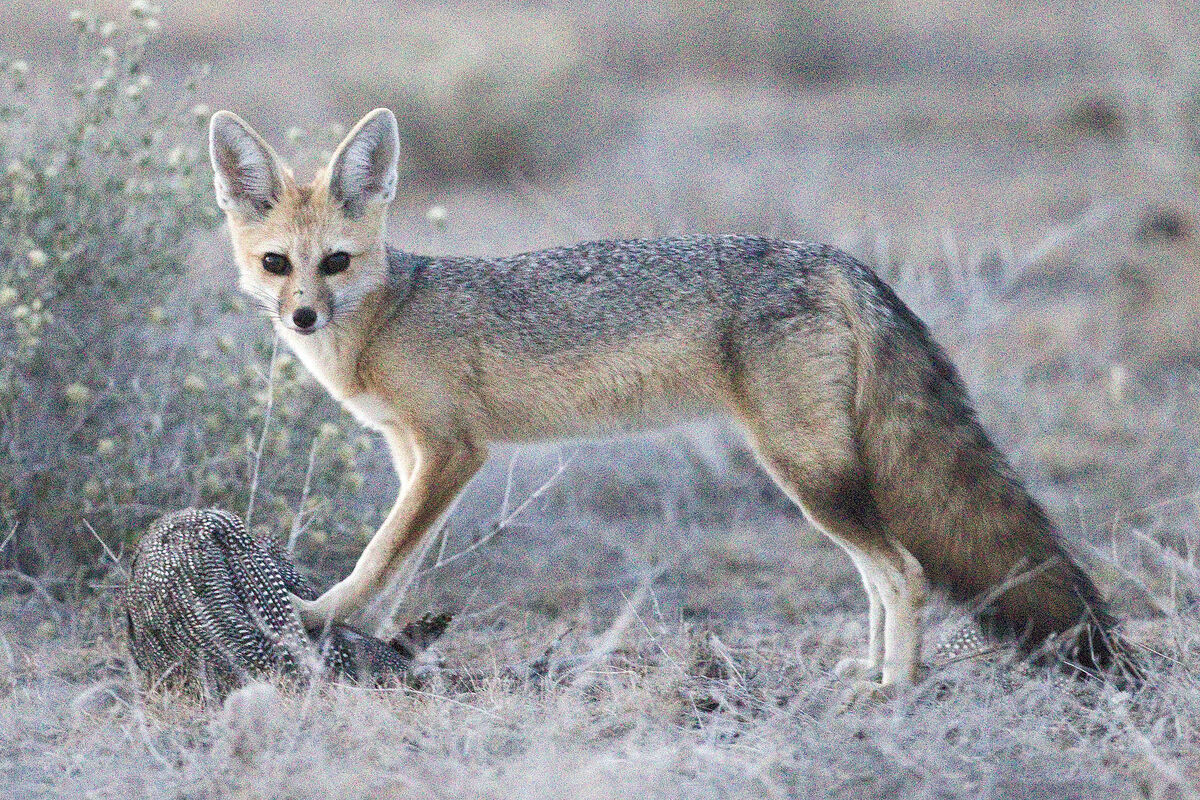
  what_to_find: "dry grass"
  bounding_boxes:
[4,561,1200,798]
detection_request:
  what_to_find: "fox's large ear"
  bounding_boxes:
[209,111,287,220]
[326,108,399,218]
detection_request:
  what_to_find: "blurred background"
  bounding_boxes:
[1,0,1199,631]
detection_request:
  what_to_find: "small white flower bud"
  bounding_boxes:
[426,205,449,229]
[64,383,92,405]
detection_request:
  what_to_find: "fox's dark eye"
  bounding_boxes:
[262,252,290,275]
[320,251,351,275]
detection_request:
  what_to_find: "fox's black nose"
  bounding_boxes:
[292,307,318,330]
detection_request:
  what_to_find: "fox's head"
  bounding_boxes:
[208,109,399,336]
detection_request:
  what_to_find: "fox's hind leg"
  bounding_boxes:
[735,356,929,688]
[753,442,928,686]
[858,538,927,687]
[833,550,885,679]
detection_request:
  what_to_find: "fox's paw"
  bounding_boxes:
[837,679,895,711]
[289,592,334,632]
[289,582,372,631]
[833,657,881,681]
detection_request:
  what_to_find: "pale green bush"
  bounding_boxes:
[331,6,626,183]
[0,6,374,586]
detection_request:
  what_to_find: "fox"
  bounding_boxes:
[208,107,1139,690]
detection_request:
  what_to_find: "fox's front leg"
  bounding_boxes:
[293,428,486,630]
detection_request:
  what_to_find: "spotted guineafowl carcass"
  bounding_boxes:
[123,508,448,698]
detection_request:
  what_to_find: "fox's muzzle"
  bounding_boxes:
[280,286,332,335]
[291,306,320,333]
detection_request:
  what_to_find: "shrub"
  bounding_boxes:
[0,3,203,573]
[329,6,628,183]
[0,5,378,587]
[573,0,870,85]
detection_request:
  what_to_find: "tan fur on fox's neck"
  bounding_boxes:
[275,282,389,401]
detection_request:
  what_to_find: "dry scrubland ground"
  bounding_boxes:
[4,1,1200,797]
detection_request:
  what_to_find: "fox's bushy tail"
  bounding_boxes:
[843,263,1141,684]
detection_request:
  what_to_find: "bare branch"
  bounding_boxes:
[423,454,571,575]
[1017,202,1113,272]
[287,431,321,555]
[246,332,279,529]
[499,448,520,521]
[0,522,17,557]
[83,518,129,579]
[569,569,659,691]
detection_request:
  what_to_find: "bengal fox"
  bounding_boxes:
[209,108,1137,689]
